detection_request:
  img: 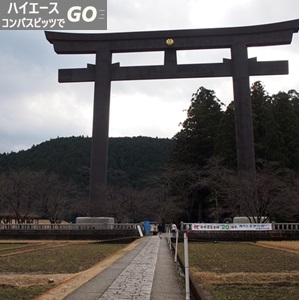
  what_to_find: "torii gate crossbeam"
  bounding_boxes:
[45,19,299,216]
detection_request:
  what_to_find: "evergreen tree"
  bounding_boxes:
[169,82,299,222]
[272,90,299,169]
[251,81,278,162]
[172,87,224,166]
[214,101,236,168]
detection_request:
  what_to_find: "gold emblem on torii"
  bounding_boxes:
[166,38,174,46]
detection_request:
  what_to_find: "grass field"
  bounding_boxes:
[0,241,128,300]
[178,241,299,300]
[0,285,49,300]
[1,239,298,300]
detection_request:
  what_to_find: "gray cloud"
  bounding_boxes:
[0,0,299,153]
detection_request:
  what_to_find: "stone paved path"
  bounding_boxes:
[65,235,185,300]
[99,236,159,299]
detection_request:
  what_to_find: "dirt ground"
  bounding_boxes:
[0,239,142,300]
[256,240,299,253]
[192,270,299,285]
[0,273,72,288]
[0,240,298,300]
[191,240,299,298]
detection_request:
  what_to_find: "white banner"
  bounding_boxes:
[191,223,272,231]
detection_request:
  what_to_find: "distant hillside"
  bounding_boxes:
[0,136,174,190]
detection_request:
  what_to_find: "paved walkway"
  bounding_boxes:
[65,236,185,300]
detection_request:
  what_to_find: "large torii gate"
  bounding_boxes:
[46,19,299,215]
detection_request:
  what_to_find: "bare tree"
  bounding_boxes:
[217,162,299,223]
[165,165,206,222]
[0,170,77,223]
[38,172,76,223]
[104,185,130,222]
[0,170,40,222]
[104,186,154,222]
[148,186,183,225]
[166,158,299,223]
[102,183,180,224]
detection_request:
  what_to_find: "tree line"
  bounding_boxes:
[0,136,174,223]
[168,81,299,223]
[0,81,298,224]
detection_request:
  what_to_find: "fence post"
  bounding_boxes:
[184,232,190,300]
[174,228,178,263]
[137,225,143,237]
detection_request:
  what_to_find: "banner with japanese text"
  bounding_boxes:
[191,223,272,231]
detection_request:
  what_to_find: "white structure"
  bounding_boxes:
[233,216,269,223]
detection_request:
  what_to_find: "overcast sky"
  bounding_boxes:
[0,0,299,153]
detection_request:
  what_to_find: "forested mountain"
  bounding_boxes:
[1,82,299,224]
[0,136,174,190]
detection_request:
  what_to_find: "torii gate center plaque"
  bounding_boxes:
[46,19,299,213]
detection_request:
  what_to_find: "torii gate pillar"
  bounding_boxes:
[89,49,112,210]
[45,19,299,216]
[231,43,255,175]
